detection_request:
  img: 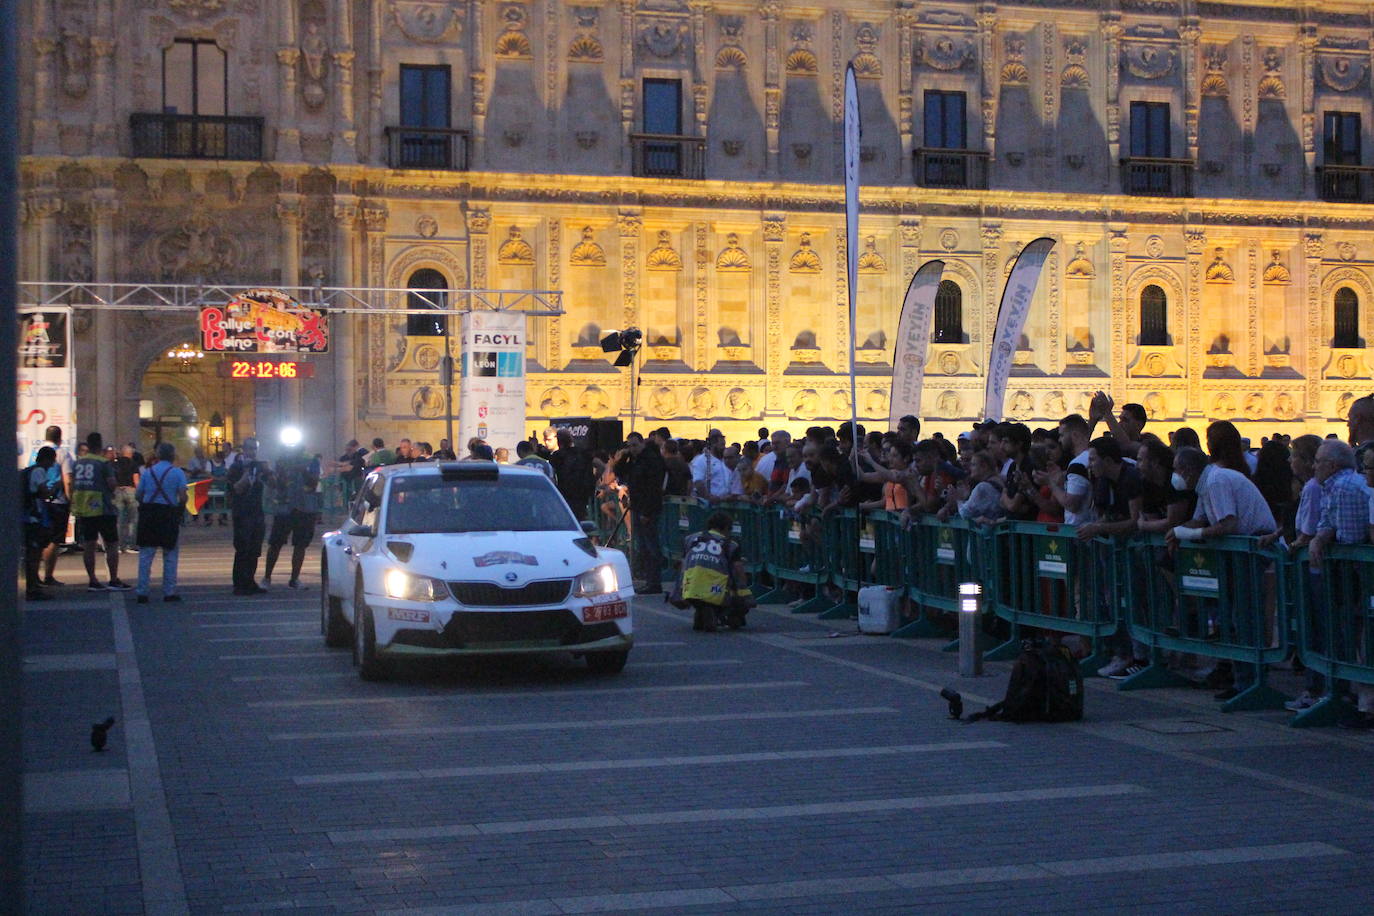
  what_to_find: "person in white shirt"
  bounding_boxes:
[1047,413,1097,526]
[754,429,791,482]
[690,429,733,501]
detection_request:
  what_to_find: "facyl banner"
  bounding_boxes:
[458,310,527,454]
[18,308,76,465]
[983,237,1056,421]
[888,260,945,428]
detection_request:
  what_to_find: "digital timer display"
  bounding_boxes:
[217,360,316,380]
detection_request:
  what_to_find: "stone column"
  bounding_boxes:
[333,197,360,439]
[1302,231,1323,419]
[361,205,389,413]
[1183,228,1206,417]
[544,217,561,371]
[897,3,915,152]
[277,48,303,161]
[368,0,384,164]
[763,214,785,415]
[1245,240,1260,378]
[979,223,1002,368]
[618,0,636,162]
[1103,14,1123,189]
[692,222,708,371]
[1107,224,1128,401]
[90,37,118,154]
[91,189,120,437]
[31,35,60,154]
[762,2,781,177]
[1299,27,1318,196]
[277,194,303,288]
[470,0,488,168]
[332,0,357,161]
[29,191,62,282]
[616,209,641,334]
[977,5,998,159]
[466,206,490,289]
[1180,19,1200,164]
[689,1,709,140]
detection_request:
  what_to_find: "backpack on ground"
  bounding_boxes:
[969,639,1083,723]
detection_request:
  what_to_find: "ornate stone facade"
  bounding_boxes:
[17,0,1374,447]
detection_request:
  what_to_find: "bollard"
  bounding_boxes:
[958,582,983,677]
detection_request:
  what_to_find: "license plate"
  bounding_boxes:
[387,608,430,623]
[583,601,628,623]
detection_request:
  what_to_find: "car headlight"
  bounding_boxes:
[383,569,446,602]
[574,564,618,597]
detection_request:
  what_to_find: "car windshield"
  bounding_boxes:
[384,474,578,534]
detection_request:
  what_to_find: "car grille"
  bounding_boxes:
[448,578,573,607]
[440,610,620,647]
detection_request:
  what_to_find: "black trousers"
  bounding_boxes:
[632,510,662,591]
[232,511,265,590]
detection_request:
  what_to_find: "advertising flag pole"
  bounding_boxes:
[843,63,861,476]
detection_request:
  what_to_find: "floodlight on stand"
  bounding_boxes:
[600,331,623,352]
[614,348,635,367]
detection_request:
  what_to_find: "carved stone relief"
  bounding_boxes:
[1001,36,1029,86]
[918,32,973,72]
[687,386,715,418]
[568,6,603,61]
[1145,235,1165,259]
[415,215,438,238]
[1262,251,1290,284]
[1061,37,1089,88]
[60,27,91,99]
[640,19,690,60]
[725,387,753,418]
[646,230,683,270]
[788,233,822,273]
[495,1,533,59]
[300,18,328,110]
[1065,242,1094,278]
[1257,48,1285,99]
[390,1,464,44]
[569,226,606,266]
[1200,45,1228,96]
[1204,248,1234,283]
[851,22,882,78]
[1123,43,1176,79]
[715,15,746,70]
[856,236,886,273]
[1318,55,1369,93]
[649,387,678,417]
[785,22,818,75]
[497,227,535,265]
[715,233,750,271]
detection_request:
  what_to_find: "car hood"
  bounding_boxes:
[386,530,607,583]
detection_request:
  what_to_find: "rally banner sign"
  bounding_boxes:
[983,237,1056,422]
[888,259,945,428]
[842,62,861,469]
[18,308,76,465]
[200,288,329,354]
[458,310,527,454]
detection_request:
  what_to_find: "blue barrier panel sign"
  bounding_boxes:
[859,521,876,553]
[1180,550,1220,597]
[936,527,955,564]
[788,520,803,543]
[1037,536,1068,579]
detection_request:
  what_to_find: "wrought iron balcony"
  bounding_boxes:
[384,126,471,170]
[912,148,990,190]
[1316,164,1374,203]
[630,133,706,179]
[1120,156,1195,197]
[129,113,264,160]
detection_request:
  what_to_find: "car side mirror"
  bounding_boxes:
[346,523,376,539]
[580,520,598,535]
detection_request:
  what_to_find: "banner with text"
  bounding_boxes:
[200,288,330,354]
[888,260,945,428]
[18,308,76,465]
[983,238,1056,422]
[458,310,527,454]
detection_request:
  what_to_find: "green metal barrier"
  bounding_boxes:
[757,507,831,612]
[658,497,697,565]
[722,500,768,586]
[982,521,1122,673]
[891,517,986,640]
[1124,533,1290,711]
[815,510,861,619]
[866,511,907,589]
[1291,544,1374,727]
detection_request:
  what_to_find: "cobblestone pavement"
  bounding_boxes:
[21,526,1374,914]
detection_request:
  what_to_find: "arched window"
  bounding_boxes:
[1334,287,1360,348]
[933,280,964,344]
[406,268,448,337]
[1139,284,1168,346]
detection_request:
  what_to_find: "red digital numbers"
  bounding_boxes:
[219,360,314,380]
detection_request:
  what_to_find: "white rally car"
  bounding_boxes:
[319,462,634,679]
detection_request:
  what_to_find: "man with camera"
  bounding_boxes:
[227,437,273,595]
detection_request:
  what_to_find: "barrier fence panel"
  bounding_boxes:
[658,497,695,567]
[1291,544,1374,727]
[1124,533,1290,711]
[892,517,985,639]
[982,522,1122,672]
[758,508,832,611]
[817,510,863,619]
[723,501,769,588]
[866,511,907,589]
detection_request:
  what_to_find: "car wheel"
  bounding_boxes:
[320,561,350,648]
[352,591,390,681]
[585,649,629,675]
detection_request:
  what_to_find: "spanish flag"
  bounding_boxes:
[185,478,213,516]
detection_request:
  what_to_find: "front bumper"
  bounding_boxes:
[368,594,634,657]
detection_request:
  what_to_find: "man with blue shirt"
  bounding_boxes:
[134,442,187,604]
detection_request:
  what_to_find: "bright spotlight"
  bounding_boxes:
[280,426,303,447]
[186,426,200,440]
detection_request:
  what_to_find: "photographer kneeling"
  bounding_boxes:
[673,509,752,632]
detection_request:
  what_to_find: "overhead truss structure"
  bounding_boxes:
[16,282,564,317]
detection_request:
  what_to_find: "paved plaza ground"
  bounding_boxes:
[19,525,1374,914]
